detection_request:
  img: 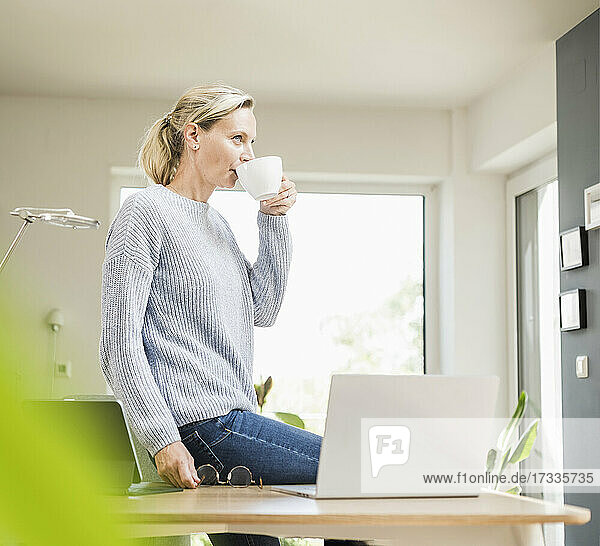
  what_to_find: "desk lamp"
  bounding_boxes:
[0,207,100,275]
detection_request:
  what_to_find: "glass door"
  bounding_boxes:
[515,179,563,545]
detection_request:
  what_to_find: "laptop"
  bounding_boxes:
[22,398,182,496]
[271,374,499,499]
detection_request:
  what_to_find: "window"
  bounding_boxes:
[120,187,142,207]
[211,190,424,435]
[117,185,425,435]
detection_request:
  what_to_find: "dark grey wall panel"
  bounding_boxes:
[556,9,599,545]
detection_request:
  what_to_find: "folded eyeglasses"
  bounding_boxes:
[197,464,263,488]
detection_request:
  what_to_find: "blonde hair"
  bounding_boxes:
[138,83,254,186]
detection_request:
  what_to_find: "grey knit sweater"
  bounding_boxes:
[99,183,291,456]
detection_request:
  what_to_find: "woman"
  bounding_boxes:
[100,83,365,546]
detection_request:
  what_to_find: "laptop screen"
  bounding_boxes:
[22,399,140,490]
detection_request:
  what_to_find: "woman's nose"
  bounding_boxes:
[241,143,255,161]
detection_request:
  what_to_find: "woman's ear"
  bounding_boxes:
[183,122,201,150]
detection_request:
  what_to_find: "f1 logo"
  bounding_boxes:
[368,425,411,478]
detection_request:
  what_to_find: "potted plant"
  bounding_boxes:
[486,391,539,495]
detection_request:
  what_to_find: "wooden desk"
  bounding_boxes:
[111,487,590,546]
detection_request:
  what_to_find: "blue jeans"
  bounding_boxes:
[149,409,366,546]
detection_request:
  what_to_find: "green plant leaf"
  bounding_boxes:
[497,391,527,451]
[499,448,513,476]
[254,384,264,406]
[508,420,539,464]
[275,412,305,429]
[505,485,522,495]
[255,376,273,409]
[264,376,273,396]
[486,448,498,473]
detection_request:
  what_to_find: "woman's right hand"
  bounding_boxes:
[155,441,201,488]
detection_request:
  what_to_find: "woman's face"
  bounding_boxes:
[189,107,256,190]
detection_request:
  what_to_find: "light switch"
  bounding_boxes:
[55,361,72,378]
[576,356,589,378]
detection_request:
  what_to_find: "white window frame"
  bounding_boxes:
[506,152,564,546]
[109,167,440,374]
[505,153,558,406]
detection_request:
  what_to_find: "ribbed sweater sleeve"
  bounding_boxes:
[246,211,292,327]
[99,197,180,457]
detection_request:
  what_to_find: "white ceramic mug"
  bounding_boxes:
[235,156,282,201]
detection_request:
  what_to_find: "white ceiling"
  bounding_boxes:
[1,0,597,108]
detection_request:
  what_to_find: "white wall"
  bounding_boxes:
[437,109,508,415]
[0,95,454,399]
[462,43,559,414]
[468,43,557,174]
[257,103,451,176]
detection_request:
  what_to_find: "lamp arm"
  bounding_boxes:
[0,219,33,275]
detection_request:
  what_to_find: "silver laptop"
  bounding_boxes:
[271,374,499,499]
